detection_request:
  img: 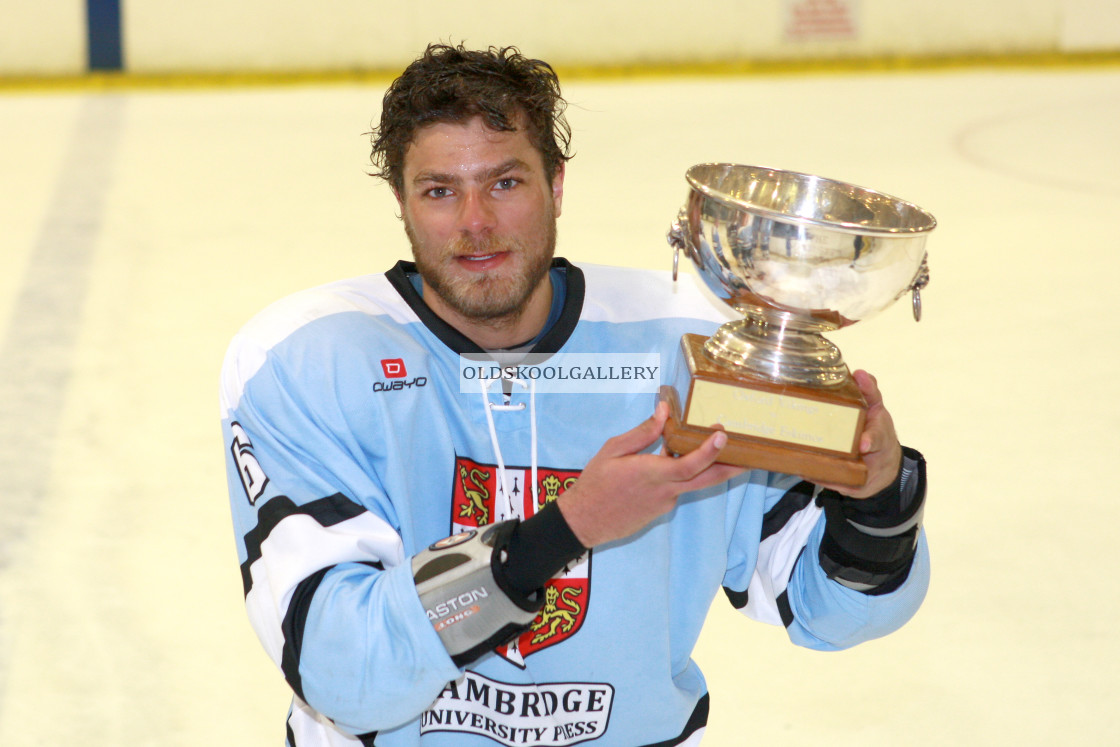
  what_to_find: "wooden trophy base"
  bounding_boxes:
[661,334,869,487]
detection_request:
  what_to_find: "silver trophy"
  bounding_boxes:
[660,163,935,486]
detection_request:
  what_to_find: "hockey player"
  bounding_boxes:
[220,43,929,746]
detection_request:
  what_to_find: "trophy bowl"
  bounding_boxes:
[662,163,936,484]
[669,163,935,386]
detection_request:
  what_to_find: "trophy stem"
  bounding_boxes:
[702,309,849,387]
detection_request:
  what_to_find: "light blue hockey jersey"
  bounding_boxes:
[219,260,929,746]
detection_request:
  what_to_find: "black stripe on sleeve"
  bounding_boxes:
[760,480,816,541]
[776,590,795,628]
[243,493,389,718]
[777,546,807,628]
[278,560,386,705]
[643,693,709,746]
[280,566,332,702]
[722,585,749,610]
[240,493,369,596]
[722,480,816,608]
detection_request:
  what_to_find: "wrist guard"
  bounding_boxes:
[818,447,927,595]
[412,520,543,667]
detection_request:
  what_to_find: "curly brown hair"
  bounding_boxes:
[370,43,573,194]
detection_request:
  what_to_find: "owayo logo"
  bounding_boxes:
[374,358,428,393]
[381,358,406,378]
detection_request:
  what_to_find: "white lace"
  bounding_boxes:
[480,375,539,521]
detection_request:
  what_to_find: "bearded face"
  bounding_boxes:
[404,202,557,323]
[396,116,565,337]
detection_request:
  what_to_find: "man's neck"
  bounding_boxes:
[422,276,554,351]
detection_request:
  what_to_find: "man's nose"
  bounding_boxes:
[458,190,497,235]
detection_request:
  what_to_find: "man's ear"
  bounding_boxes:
[392,186,408,221]
[551,163,566,217]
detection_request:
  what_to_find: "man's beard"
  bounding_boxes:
[406,219,557,324]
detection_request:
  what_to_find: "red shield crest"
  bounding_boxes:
[450,456,589,667]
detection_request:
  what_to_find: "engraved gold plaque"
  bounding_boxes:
[662,335,869,486]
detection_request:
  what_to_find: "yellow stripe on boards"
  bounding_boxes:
[3,49,1120,94]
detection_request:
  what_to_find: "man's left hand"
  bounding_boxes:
[814,370,902,499]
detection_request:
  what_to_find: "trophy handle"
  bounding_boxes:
[909,254,930,322]
[667,210,695,282]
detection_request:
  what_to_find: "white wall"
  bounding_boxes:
[116,0,1075,73]
[1061,0,1120,50]
[0,0,86,75]
[1,0,1118,76]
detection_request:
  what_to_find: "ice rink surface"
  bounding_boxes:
[1,64,1118,744]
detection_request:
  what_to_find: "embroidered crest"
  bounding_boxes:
[451,456,589,667]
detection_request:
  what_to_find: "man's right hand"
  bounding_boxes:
[556,401,745,548]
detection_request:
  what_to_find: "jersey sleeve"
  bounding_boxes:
[221,330,460,736]
[722,470,929,651]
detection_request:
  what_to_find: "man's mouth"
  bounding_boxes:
[453,251,509,272]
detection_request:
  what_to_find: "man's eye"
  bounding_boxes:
[425,187,451,198]
[494,178,519,191]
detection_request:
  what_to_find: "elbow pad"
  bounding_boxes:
[412,520,543,667]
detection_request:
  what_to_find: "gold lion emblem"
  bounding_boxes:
[529,585,583,644]
[537,473,578,511]
[457,464,491,526]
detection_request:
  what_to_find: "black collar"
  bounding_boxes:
[384,258,586,355]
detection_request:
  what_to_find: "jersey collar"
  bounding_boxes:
[385,258,586,355]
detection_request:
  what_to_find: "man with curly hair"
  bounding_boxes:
[220,43,929,746]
